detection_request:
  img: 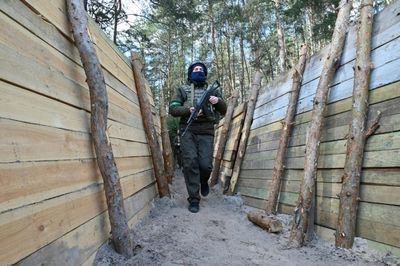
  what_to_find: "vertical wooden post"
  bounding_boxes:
[336,0,375,248]
[266,44,308,214]
[228,71,262,195]
[209,89,239,187]
[131,52,170,198]
[66,0,133,257]
[160,90,174,184]
[289,0,353,247]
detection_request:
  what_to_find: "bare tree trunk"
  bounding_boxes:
[239,31,246,99]
[208,0,222,82]
[304,7,315,54]
[66,0,133,257]
[336,0,375,248]
[232,37,236,93]
[166,31,172,98]
[289,0,353,247]
[228,71,262,195]
[160,90,174,184]
[113,0,121,44]
[244,58,251,102]
[131,52,170,198]
[219,29,227,94]
[209,90,240,187]
[267,49,275,81]
[275,0,287,73]
[225,31,234,95]
[239,0,246,98]
[266,44,308,214]
[179,39,186,82]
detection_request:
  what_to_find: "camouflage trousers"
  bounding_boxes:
[180,131,214,203]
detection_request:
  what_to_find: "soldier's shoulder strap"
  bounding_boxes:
[178,84,192,102]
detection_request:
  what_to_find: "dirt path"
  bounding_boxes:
[94,170,399,266]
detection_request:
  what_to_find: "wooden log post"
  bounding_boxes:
[289,0,353,247]
[247,211,283,233]
[209,89,239,187]
[227,71,262,195]
[66,0,134,257]
[336,0,375,249]
[131,53,170,198]
[160,90,174,184]
[266,44,308,214]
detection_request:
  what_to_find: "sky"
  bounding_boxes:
[119,0,150,31]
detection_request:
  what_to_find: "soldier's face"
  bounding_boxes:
[193,66,203,72]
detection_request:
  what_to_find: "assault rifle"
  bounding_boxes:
[181,80,220,137]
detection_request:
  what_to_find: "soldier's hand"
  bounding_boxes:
[190,107,203,116]
[209,96,219,105]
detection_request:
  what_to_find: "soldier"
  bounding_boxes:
[169,62,227,213]
[174,128,183,169]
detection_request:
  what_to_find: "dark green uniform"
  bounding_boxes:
[169,82,227,204]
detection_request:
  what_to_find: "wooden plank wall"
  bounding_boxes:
[214,103,246,191]
[0,1,158,265]
[236,1,400,256]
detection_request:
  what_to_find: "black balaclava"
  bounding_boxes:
[187,62,208,84]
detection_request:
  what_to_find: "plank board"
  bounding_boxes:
[0,81,146,142]
[239,168,400,186]
[21,0,135,90]
[252,24,400,130]
[0,2,140,106]
[0,1,160,264]
[241,195,400,256]
[239,187,400,247]
[16,185,155,266]
[239,177,400,206]
[314,225,400,257]
[252,56,400,129]
[0,170,155,265]
[20,0,153,105]
[0,5,141,106]
[243,149,400,170]
[248,83,400,151]
[250,80,398,137]
[301,0,400,85]
[245,131,400,162]
[0,156,153,211]
[0,119,150,163]
[0,43,143,128]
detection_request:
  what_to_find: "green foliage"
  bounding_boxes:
[284,0,340,52]
[86,0,127,41]
[167,116,180,144]
[86,0,394,108]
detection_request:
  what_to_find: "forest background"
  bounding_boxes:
[84,0,394,135]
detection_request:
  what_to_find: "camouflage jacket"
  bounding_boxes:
[169,82,227,135]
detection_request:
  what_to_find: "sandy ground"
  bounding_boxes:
[94,170,399,266]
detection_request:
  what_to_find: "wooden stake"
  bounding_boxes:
[160,90,174,184]
[335,0,375,248]
[131,53,170,198]
[289,0,353,247]
[228,71,262,195]
[209,90,239,187]
[266,44,308,214]
[66,0,133,257]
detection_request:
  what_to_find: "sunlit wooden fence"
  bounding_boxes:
[0,1,159,265]
[216,1,400,256]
